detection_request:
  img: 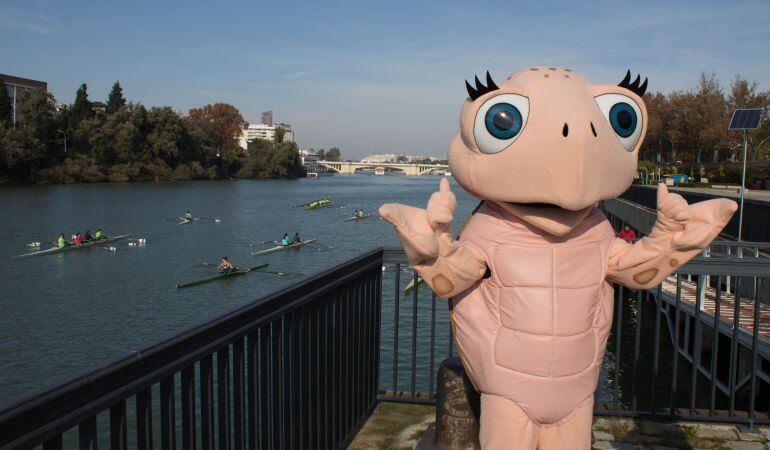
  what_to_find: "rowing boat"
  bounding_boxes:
[177,217,200,225]
[344,214,372,221]
[15,235,131,260]
[303,199,333,210]
[251,239,317,256]
[176,263,269,289]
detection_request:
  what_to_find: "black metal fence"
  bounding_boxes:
[620,185,770,242]
[0,249,382,450]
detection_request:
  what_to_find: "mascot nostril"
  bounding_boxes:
[379,67,737,450]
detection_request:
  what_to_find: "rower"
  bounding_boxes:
[293,232,301,244]
[95,228,103,240]
[84,230,93,242]
[57,233,67,248]
[217,256,235,273]
[358,209,366,217]
[74,232,83,245]
[185,211,193,220]
[281,233,290,246]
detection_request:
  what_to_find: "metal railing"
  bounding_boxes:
[620,185,770,242]
[0,249,383,450]
[3,245,770,449]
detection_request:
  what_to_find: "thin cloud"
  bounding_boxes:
[0,10,60,34]
[286,41,424,79]
[288,67,339,78]
[554,0,623,19]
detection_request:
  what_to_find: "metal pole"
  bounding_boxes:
[738,129,748,241]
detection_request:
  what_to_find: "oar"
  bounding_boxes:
[249,239,279,247]
[253,269,299,276]
[200,217,221,223]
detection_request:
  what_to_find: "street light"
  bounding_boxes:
[57,129,67,153]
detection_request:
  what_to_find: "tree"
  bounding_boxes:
[727,75,770,161]
[106,81,126,114]
[0,81,12,125]
[325,147,341,161]
[71,83,92,125]
[316,149,326,160]
[274,126,286,144]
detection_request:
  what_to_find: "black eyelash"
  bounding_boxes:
[618,70,648,97]
[465,71,499,101]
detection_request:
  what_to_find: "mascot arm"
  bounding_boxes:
[607,184,737,290]
[380,178,487,298]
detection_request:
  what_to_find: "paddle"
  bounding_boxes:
[250,239,279,246]
[253,269,299,276]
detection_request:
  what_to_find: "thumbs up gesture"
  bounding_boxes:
[379,177,457,266]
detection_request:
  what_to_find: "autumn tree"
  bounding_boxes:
[187,103,246,172]
[727,75,770,161]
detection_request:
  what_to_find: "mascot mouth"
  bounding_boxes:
[508,202,562,210]
[496,201,593,236]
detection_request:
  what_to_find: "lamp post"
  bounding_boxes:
[57,129,67,154]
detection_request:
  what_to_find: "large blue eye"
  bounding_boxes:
[484,103,522,140]
[609,102,637,138]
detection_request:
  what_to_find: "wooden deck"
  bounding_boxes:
[658,274,770,341]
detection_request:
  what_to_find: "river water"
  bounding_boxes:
[0,174,481,405]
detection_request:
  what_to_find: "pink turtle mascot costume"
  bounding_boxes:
[380,67,737,450]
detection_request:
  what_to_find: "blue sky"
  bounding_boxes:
[2,0,769,159]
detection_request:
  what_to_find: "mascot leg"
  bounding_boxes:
[538,397,593,450]
[479,394,593,450]
[479,394,537,450]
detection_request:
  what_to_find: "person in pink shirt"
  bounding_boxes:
[381,67,736,450]
[74,232,83,245]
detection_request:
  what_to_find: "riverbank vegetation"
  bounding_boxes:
[0,82,304,184]
[640,73,769,185]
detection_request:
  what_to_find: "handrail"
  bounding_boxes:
[0,248,384,449]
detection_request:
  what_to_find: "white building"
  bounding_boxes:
[238,123,294,150]
[361,154,399,164]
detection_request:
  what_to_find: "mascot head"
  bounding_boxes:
[449,67,648,236]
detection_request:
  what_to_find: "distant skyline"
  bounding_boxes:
[3,0,769,159]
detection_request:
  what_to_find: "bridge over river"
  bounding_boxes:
[317,160,449,176]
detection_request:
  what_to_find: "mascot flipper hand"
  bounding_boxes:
[607,183,737,289]
[380,177,487,298]
[381,67,736,450]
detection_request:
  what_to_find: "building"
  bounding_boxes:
[361,154,399,164]
[238,122,294,150]
[261,111,273,126]
[0,73,47,124]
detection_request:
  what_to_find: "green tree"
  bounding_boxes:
[0,82,12,125]
[71,83,92,125]
[147,106,190,165]
[274,126,286,144]
[326,147,341,161]
[316,149,326,160]
[106,81,126,114]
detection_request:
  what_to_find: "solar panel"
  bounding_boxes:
[728,108,764,130]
